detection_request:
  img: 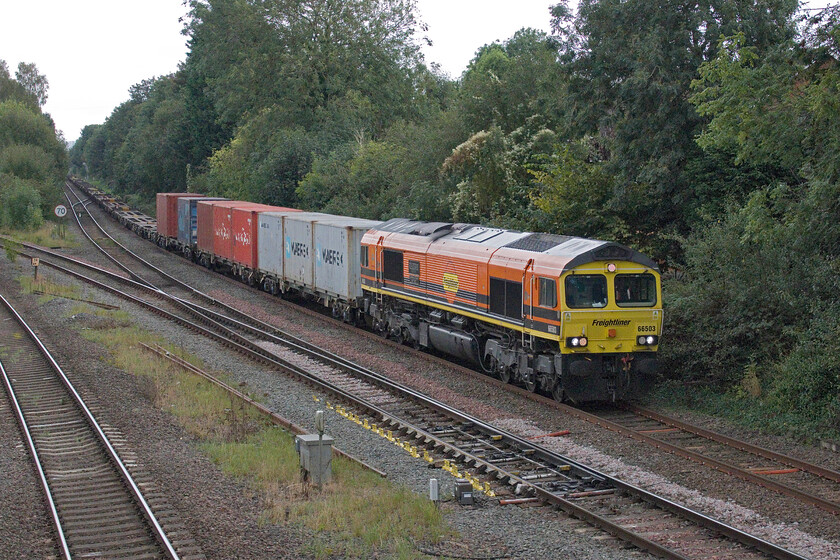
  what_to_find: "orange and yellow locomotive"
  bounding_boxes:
[361,219,662,402]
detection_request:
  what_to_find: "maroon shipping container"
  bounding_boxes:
[210,201,265,261]
[156,193,204,237]
[196,199,222,253]
[232,204,299,268]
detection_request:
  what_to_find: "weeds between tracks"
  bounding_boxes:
[72,302,453,559]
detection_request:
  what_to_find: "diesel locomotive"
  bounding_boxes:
[360,219,662,403]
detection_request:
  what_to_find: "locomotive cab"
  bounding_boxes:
[558,261,662,401]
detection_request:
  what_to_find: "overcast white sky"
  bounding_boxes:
[1,1,556,142]
[0,1,832,142]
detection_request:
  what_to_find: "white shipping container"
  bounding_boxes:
[257,210,302,277]
[313,217,382,301]
[282,212,329,288]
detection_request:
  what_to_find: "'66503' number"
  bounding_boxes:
[638,325,656,333]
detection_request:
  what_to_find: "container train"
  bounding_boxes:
[73,178,663,402]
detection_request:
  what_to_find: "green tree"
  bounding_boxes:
[205,110,321,206]
[550,0,799,262]
[15,62,49,107]
[0,176,43,230]
[0,59,38,108]
[0,99,67,218]
[443,127,512,222]
[113,75,192,196]
[530,139,628,241]
[459,28,565,134]
[0,100,64,160]
[185,0,426,134]
[663,8,840,429]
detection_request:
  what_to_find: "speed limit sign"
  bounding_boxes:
[54,205,67,218]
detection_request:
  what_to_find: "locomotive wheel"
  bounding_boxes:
[487,357,498,377]
[524,374,538,393]
[551,381,564,402]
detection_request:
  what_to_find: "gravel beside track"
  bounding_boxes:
[1,262,643,558]
[4,191,837,558]
[0,260,309,559]
[0,355,58,559]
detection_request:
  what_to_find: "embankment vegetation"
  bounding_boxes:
[0,60,66,230]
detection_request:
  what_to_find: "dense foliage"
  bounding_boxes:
[68,1,840,436]
[0,60,66,229]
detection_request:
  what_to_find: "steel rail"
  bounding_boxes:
[140,342,388,478]
[625,403,840,483]
[5,243,389,479]
[0,293,180,560]
[0,356,71,560]
[63,188,153,288]
[8,245,808,560]
[568,403,840,515]
[68,180,840,511]
[54,181,817,558]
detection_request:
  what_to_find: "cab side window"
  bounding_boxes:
[538,277,557,308]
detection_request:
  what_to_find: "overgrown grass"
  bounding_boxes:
[19,275,81,304]
[1,222,78,248]
[649,380,840,444]
[75,307,452,558]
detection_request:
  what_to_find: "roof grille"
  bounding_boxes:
[505,233,573,252]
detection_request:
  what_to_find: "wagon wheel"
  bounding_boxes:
[487,356,498,378]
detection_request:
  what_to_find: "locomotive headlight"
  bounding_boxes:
[637,335,659,346]
[637,336,646,345]
[645,335,656,345]
[566,337,588,348]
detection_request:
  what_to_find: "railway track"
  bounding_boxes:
[579,403,840,514]
[64,180,840,515]
[0,294,202,560]
[3,183,809,558]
